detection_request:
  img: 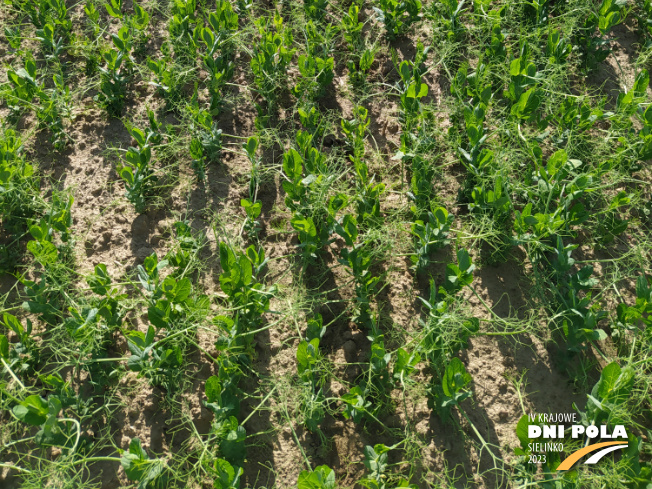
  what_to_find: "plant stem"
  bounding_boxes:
[281,404,312,470]
[77,456,122,464]
[241,384,277,427]
[60,417,81,454]
[2,358,26,390]
[0,462,31,473]
[458,408,502,472]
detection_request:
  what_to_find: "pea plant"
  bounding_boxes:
[513,149,594,264]
[341,334,393,424]
[394,41,429,131]
[574,0,629,72]
[431,0,468,41]
[214,242,275,360]
[147,56,180,107]
[304,20,337,60]
[4,25,22,53]
[6,58,40,116]
[125,325,183,390]
[123,252,209,391]
[11,392,79,450]
[468,176,513,259]
[66,263,125,345]
[36,23,64,59]
[84,0,100,40]
[188,101,223,181]
[347,48,375,87]
[410,206,454,273]
[136,251,204,333]
[240,136,262,240]
[359,443,416,489]
[486,23,507,61]
[165,220,206,275]
[19,273,60,327]
[417,250,479,371]
[304,0,328,20]
[429,357,502,474]
[503,45,547,127]
[329,213,398,423]
[341,107,385,227]
[0,130,40,245]
[298,465,337,489]
[96,27,133,117]
[204,367,248,472]
[116,117,162,213]
[293,54,335,104]
[168,0,199,61]
[1,314,39,379]
[26,0,72,54]
[549,237,607,354]
[613,70,649,132]
[282,139,342,260]
[119,437,169,488]
[552,96,603,146]
[26,192,74,266]
[105,0,149,49]
[613,274,651,345]
[6,58,72,151]
[37,73,72,151]
[373,0,422,39]
[250,13,295,113]
[104,0,123,18]
[455,95,492,200]
[341,4,363,51]
[296,315,327,433]
[194,244,275,474]
[199,1,239,113]
[546,29,572,64]
[128,1,150,52]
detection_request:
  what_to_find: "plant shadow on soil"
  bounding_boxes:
[425,400,507,489]
[241,325,278,488]
[285,248,386,485]
[477,255,589,424]
[232,249,344,488]
[399,247,507,489]
[585,23,645,110]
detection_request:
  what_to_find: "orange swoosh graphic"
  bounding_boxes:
[556,441,627,471]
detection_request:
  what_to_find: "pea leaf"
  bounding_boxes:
[13,395,49,426]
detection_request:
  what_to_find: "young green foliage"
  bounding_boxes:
[428,357,473,422]
[298,465,337,489]
[550,237,607,353]
[120,438,168,488]
[117,117,162,212]
[250,13,295,110]
[214,242,275,359]
[410,207,454,273]
[373,0,422,39]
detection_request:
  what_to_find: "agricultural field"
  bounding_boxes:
[1,0,652,487]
